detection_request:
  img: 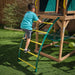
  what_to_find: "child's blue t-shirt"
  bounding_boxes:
[20,11,39,30]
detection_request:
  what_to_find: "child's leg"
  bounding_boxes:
[25,34,27,39]
[25,38,30,50]
[24,29,32,51]
[23,29,27,39]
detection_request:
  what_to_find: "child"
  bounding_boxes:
[20,3,42,53]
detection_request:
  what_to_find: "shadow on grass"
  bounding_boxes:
[39,45,75,73]
[52,60,75,73]
[0,44,36,75]
[0,42,75,74]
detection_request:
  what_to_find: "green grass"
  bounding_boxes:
[0,29,75,75]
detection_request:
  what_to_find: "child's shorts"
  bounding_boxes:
[23,29,32,39]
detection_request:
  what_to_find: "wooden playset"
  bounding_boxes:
[34,0,75,62]
[18,0,75,72]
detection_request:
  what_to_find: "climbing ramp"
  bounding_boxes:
[18,17,59,72]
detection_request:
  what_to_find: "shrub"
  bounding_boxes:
[2,3,19,28]
[2,0,33,29]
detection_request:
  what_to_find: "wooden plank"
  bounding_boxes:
[59,20,66,60]
[38,11,56,14]
[37,14,64,20]
[65,15,75,20]
[56,0,59,13]
[61,50,75,61]
[32,0,35,3]
[35,49,59,62]
[56,20,62,28]
[37,14,75,20]
[67,11,75,14]
[65,20,70,28]
[35,22,39,50]
[35,0,39,13]
[63,0,68,16]
[42,42,58,49]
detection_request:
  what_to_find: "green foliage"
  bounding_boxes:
[2,0,34,29]
[49,28,55,34]
[65,30,69,35]
[0,24,4,29]
[3,3,19,28]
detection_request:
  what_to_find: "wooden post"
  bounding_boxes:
[59,20,66,60]
[32,0,35,3]
[35,22,39,50]
[56,0,59,13]
[59,0,68,60]
[63,0,67,16]
[35,0,39,13]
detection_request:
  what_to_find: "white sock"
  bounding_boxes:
[24,49,27,51]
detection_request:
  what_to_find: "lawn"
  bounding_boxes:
[0,29,75,75]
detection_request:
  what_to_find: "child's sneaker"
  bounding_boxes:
[24,49,30,53]
[24,37,27,40]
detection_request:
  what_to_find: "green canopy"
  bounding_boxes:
[40,0,56,12]
[67,0,75,11]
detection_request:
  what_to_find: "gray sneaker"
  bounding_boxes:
[24,49,30,53]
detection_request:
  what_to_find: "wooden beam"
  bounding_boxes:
[59,20,66,60]
[65,15,75,20]
[56,0,59,13]
[63,0,67,16]
[35,48,75,62]
[61,50,75,61]
[63,41,69,44]
[67,11,75,14]
[32,0,35,3]
[65,20,70,28]
[35,49,59,62]
[42,42,58,49]
[35,22,39,50]
[37,14,64,20]
[56,20,62,28]
[35,0,39,13]
[37,13,75,20]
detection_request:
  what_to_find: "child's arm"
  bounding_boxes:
[33,13,42,23]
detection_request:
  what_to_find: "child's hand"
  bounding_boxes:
[38,19,42,23]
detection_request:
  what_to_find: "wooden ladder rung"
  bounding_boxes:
[33,21,53,25]
[43,22,53,24]
[32,29,47,34]
[19,48,38,57]
[30,40,42,45]
[18,58,36,69]
[22,38,42,45]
